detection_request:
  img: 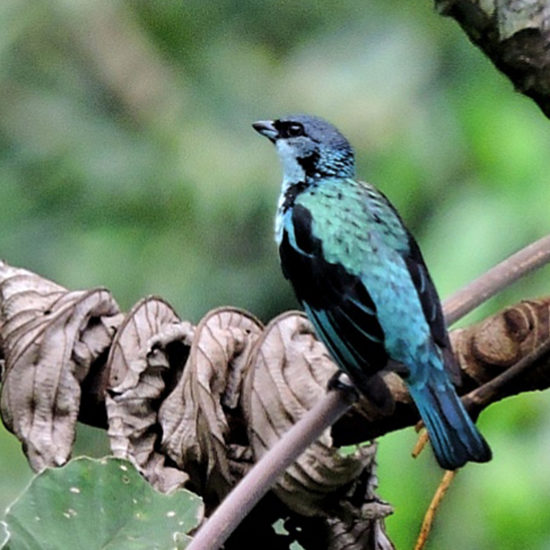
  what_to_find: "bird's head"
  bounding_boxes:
[253,114,355,182]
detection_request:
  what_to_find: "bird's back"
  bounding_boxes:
[294,178,410,275]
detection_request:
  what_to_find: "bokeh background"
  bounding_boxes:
[2,1,550,548]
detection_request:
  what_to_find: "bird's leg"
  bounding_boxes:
[328,370,396,415]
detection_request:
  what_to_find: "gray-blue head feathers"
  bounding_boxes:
[253,114,356,181]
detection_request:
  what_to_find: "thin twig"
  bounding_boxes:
[188,235,550,550]
[444,234,550,325]
[414,470,457,550]
[411,430,429,459]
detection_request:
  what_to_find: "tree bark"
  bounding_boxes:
[435,0,550,118]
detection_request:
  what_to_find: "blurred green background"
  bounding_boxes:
[1,1,550,548]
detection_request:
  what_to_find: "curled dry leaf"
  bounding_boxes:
[453,298,550,381]
[452,298,550,407]
[105,296,194,493]
[243,311,393,546]
[0,261,122,471]
[159,307,263,507]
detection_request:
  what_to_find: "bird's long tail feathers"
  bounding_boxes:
[409,377,491,470]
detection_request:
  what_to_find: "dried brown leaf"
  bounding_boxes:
[159,307,263,507]
[0,261,121,470]
[243,311,393,542]
[2,258,549,550]
[105,296,193,493]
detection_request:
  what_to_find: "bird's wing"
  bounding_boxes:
[402,235,461,384]
[279,204,389,383]
[281,196,460,386]
[348,183,460,384]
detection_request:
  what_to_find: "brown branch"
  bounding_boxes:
[435,0,550,119]
[443,234,550,325]
[186,382,358,550]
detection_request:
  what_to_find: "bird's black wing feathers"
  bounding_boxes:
[404,236,461,385]
[280,205,389,387]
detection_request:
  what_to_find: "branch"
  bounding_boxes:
[443,234,550,325]
[413,470,457,550]
[186,384,358,550]
[435,0,550,119]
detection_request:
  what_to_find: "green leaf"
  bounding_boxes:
[1,457,203,550]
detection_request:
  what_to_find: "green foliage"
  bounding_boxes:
[1,457,203,550]
[1,1,550,548]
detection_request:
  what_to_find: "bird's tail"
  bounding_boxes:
[408,375,491,470]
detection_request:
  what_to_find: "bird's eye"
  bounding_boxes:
[285,122,304,137]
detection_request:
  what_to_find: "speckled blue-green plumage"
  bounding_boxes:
[297,178,410,265]
[254,114,491,469]
[295,179,428,367]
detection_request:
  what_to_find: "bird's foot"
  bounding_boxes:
[327,371,359,397]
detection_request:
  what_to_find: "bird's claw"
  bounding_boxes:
[327,371,358,396]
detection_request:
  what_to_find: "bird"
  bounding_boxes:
[252,114,491,470]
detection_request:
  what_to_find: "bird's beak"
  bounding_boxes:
[252,120,278,143]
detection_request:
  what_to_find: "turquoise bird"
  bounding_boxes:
[253,114,491,469]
